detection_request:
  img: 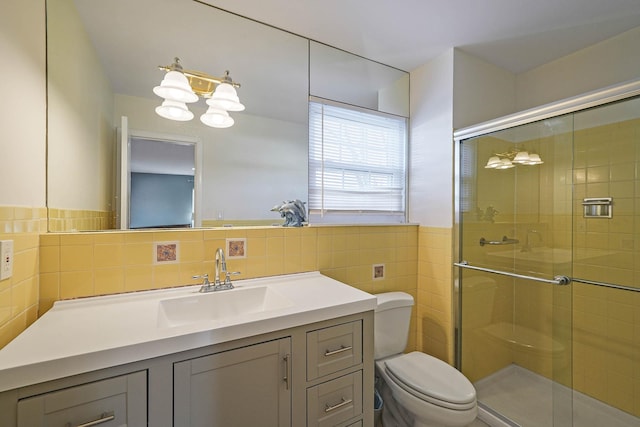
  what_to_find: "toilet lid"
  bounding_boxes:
[384,352,476,410]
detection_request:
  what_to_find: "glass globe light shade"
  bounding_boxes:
[155,99,194,121]
[526,153,544,165]
[153,71,198,103]
[512,151,530,164]
[496,159,515,169]
[200,106,234,128]
[208,83,245,111]
[484,156,501,168]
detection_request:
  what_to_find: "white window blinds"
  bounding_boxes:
[308,100,407,219]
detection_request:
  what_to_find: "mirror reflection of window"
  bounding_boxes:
[308,99,408,224]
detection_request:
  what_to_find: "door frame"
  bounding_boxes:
[116,116,203,229]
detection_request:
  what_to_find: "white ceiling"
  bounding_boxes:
[202,0,640,73]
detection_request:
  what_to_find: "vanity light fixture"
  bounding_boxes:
[484,149,543,169]
[153,58,244,128]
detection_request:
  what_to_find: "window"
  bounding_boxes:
[308,99,408,223]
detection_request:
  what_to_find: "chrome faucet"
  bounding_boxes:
[194,248,240,292]
[214,248,229,287]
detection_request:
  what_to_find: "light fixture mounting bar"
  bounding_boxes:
[492,149,520,160]
[157,65,241,98]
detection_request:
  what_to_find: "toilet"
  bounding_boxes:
[374,292,477,427]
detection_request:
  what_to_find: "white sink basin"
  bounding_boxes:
[157,285,294,328]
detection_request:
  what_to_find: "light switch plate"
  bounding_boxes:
[0,240,14,280]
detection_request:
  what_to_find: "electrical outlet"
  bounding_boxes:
[0,240,13,280]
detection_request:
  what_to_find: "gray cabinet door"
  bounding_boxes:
[16,371,147,427]
[174,337,292,427]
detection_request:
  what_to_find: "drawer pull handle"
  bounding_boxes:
[325,397,353,413]
[324,345,353,357]
[71,412,115,427]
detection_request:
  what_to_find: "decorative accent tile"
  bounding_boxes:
[154,242,178,263]
[226,238,246,259]
[373,263,385,280]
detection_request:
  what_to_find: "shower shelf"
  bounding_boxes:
[582,197,612,218]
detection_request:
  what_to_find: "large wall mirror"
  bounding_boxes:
[46,0,409,231]
[310,41,410,117]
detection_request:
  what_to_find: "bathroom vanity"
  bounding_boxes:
[0,272,376,427]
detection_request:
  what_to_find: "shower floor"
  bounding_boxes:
[474,364,640,427]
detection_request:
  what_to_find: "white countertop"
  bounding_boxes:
[0,272,376,392]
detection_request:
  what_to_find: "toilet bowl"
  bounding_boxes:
[375,292,477,427]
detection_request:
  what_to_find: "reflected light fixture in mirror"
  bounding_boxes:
[485,149,543,169]
[153,58,245,128]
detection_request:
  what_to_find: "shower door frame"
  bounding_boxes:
[452,78,640,425]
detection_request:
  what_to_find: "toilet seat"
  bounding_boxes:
[384,352,476,411]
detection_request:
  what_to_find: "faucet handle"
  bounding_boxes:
[192,274,210,285]
[224,271,241,285]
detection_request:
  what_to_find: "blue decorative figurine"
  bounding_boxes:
[271,200,307,227]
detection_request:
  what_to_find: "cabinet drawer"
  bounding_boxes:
[307,320,362,380]
[307,370,363,427]
[16,371,147,427]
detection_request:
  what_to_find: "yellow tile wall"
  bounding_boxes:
[572,118,640,287]
[47,208,114,232]
[202,219,279,227]
[417,226,454,363]
[572,282,640,417]
[0,206,46,348]
[37,225,420,357]
[568,116,640,417]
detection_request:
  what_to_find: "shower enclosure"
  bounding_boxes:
[454,81,640,427]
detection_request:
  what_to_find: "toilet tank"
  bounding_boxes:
[374,292,414,360]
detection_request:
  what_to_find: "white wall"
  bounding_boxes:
[452,49,516,130]
[47,0,114,211]
[379,73,411,117]
[0,0,46,207]
[408,29,640,229]
[408,50,455,227]
[516,26,640,111]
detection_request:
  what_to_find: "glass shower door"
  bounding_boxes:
[458,114,574,426]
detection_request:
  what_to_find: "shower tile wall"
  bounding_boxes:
[462,102,640,418]
[572,117,640,286]
[571,114,640,417]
